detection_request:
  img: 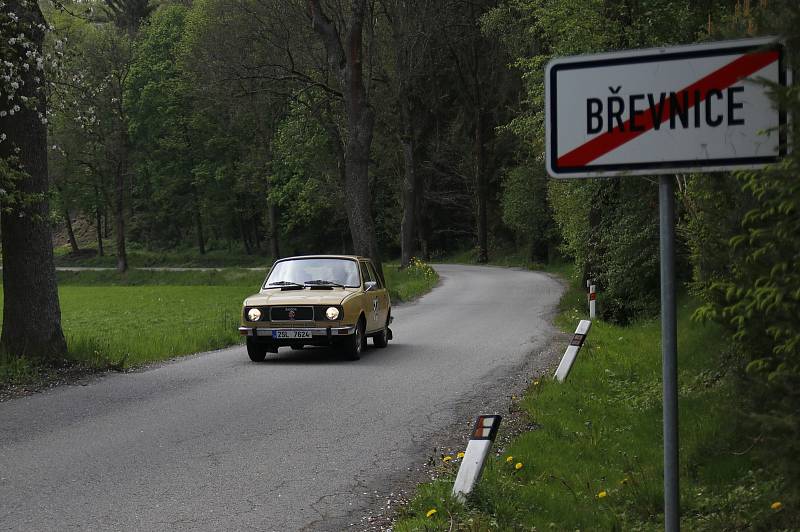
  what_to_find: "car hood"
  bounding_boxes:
[244,288,358,307]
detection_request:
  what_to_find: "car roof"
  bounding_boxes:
[275,255,371,262]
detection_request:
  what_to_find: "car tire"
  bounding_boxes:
[247,337,268,362]
[373,316,390,348]
[345,318,366,360]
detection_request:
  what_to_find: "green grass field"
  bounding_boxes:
[59,285,249,367]
[0,262,438,385]
[0,282,254,374]
[394,281,792,530]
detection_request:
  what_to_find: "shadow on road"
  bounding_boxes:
[249,343,404,366]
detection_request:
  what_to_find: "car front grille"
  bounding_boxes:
[270,306,314,321]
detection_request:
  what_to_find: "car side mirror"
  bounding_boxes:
[364,281,377,292]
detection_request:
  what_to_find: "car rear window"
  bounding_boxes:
[367,262,383,288]
[359,261,374,286]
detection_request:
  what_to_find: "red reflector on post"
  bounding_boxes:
[470,415,501,441]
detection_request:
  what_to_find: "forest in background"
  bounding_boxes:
[2,0,799,520]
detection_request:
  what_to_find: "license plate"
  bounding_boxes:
[272,330,313,339]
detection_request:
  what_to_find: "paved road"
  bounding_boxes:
[0,264,563,531]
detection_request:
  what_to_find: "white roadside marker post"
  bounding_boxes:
[452,415,502,502]
[589,284,597,319]
[554,320,592,382]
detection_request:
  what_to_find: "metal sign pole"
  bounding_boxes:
[659,175,679,531]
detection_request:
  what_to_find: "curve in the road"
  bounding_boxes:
[0,264,563,531]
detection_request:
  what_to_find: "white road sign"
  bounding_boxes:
[545,37,787,178]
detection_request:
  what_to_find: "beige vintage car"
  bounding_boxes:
[239,255,392,361]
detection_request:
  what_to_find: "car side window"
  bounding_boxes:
[360,261,373,287]
[367,262,383,289]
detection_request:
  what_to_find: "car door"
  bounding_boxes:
[358,261,377,332]
[366,261,389,332]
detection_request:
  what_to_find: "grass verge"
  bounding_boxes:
[393,278,793,530]
[1,261,439,388]
[384,259,438,302]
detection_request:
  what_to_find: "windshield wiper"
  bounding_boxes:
[267,281,305,288]
[304,279,345,287]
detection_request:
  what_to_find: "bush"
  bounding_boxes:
[693,0,800,496]
[549,178,661,324]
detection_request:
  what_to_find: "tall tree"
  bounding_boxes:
[307,0,383,275]
[0,0,67,360]
[435,0,517,263]
[382,0,438,267]
[52,20,135,271]
[104,0,152,271]
[178,0,291,256]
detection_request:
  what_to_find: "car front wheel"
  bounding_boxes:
[247,337,268,362]
[345,318,366,360]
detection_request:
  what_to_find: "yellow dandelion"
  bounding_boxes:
[426,508,437,518]
[506,455,514,463]
[515,462,523,470]
[442,455,452,462]
[771,501,783,511]
[457,452,465,459]
[597,490,608,499]
[534,380,540,386]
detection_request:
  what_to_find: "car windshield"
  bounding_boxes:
[264,258,361,288]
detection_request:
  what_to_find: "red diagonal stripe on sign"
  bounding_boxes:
[556,49,779,168]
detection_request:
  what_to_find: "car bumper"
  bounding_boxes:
[238,326,356,337]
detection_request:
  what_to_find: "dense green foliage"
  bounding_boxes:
[693,85,800,491]
[40,0,521,261]
[483,0,708,323]
[480,2,800,522]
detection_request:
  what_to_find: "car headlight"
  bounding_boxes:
[325,307,340,320]
[247,308,262,321]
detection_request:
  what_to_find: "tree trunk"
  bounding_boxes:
[252,217,262,251]
[239,212,252,255]
[474,109,488,263]
[0,2,67,360]
[194,193,205,255]
[399,90,417,268]
[416,175,430,262]
[94,186,104,256]
[114,161,128,272]
[399,138,416,268]
[268,201,280,259]
[343,116,378,260]
[96,207,104,256]
[104,206,110,238]
[64,206,79,254]
[308,0,382,280]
